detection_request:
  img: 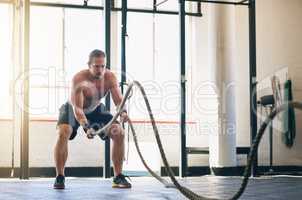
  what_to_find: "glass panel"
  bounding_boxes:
[29,87,69,118]
[0,4,12,118]
[156,0,178,11]
[64,8,104,81]
[30,7,103,117]
[30,7,63,70]
[0,4,13,169]
[154,14,179,119]
[118,13,155,119]
[116,13,183,120]
[29,7,106,169]
[30,6,63,119]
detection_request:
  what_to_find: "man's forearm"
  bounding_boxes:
[73,107,88,126]
[116,101,127,114]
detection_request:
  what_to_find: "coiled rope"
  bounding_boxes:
[92,80,302,200]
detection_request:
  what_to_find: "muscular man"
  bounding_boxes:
[54,49,131,189]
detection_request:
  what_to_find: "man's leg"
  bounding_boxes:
[109,123,131,188]
[54,124,72,177]
[108,123,125,176]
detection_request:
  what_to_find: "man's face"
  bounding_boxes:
[89,56,106,78]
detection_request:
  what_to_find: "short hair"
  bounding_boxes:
[88,49,106,65]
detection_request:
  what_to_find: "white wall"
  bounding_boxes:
[235,0,302,166]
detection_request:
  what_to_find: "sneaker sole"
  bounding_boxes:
[112,183,131,189]
[53,185,65,189]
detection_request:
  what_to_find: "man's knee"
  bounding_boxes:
[57,124,72,141]
[109,123,124,141]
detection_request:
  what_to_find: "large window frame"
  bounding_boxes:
[0,0,199,121]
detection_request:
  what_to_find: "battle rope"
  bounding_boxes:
[92,80,302,200]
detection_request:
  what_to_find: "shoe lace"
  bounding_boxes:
[119,174,131,182]
[56,175,65,182]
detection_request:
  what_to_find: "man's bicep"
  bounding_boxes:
[73,89,84,109]
[71,78,84,109]
[71,85,87,123]
[110,73,123,106]
[111,84,123,105]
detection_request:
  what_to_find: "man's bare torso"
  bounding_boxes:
[71,69,114,113]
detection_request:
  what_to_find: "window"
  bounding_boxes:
[64,8,104,81]
[30,6,64,118]
[29,6,103,118]
[117,13,187,121]
[115,11,195,174]
[0,4,13,118]
[29,6,105,168]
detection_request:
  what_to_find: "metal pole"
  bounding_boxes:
[104,0,111,179]
[20,0,30,179]
[30,2,202,17]
[248,0,257,177]
[179,0,187,178]
[62,8,66,71]
[121,0,127,94]
[153,0,157,10]
[269,106,273,171]
[197,2,202,15]
[10,0,19,178]
[118,7,202,16]
[152,0,156,79]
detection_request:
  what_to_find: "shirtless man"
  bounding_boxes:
[54,49,131,189]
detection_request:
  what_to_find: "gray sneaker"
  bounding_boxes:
[112,174,132,188]
[53,175,65,189]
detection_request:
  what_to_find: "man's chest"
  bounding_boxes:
[82,80,110,99]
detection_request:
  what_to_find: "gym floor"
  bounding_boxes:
[1,176,302,200]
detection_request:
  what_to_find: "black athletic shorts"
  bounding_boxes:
[56,102,115,140]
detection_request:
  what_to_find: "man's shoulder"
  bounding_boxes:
[104,70,116,80]
[72,69,89,82]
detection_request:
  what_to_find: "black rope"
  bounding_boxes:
[92,81,301,200]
